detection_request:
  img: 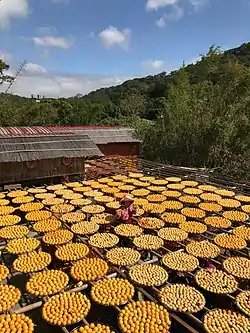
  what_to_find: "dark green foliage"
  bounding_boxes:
[1,42,250,180]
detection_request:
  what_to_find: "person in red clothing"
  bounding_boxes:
[116,195,135,224]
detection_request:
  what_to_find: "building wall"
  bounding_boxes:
[97,142,141,157]
[0,157,85,184]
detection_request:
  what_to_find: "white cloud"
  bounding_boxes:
[24,63,47,74]
[0,0,29,28]
[0,60,130,97]
[32,36,73,50]
[142,59,165,71]
[99,26,131,50]
[189,0,209,9]
[146,0,178,10]
[156,5,183,27]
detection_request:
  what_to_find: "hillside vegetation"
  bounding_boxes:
[0,43,250,179]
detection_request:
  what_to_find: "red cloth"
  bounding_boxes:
[119,204,134,224]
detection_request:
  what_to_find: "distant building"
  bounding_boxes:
[0,126,141,185]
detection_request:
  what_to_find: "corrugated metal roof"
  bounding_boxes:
[0,126,120,137]
[55,128,141,144]
[0,135,103,162]
[0,126,140,143]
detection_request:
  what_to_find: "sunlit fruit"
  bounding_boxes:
[0,214,21,227]
[236,291,250,317]
[162,251,199,272]
[35,193,56,200]
[183,187,203,195]
[129,264,168,287]
[89,233,119,248]
[235,195,250,203]
[28,188,47,194]
[232,226,250,240]
[114,224,143,237]
[179,195,201,204]
[33,217,62,233]
[214,234,247,250]
[161,212,186,224]
[91,278,134,306]
[55,243,89,261]
[179,221,207,234]
[26,269,69,296]
[70,258,109,282]
[0,284,21,312]
[162,190,181,198]
[158,227,188,241]
[0,264,9,281]
[195,268,238,294]
[118,301,171,333]
[181,180,198,187]
[47,184,66,191]
[12,196,34,204]
[13,251,51,273]
[181,207,206,219]
[106,247,140,266]
[42,198,64,206]
[214,189,235,197]
[74,323,116,333]
[161,200,183,210]
[166,177,181,182]
[167,183,185,190]
[204,216,231,229]
[70,198,92,206]
[200,192,222,201]
[50,204,74,214]
[132,189,150,197]
[198,202,222,212]
[159,284,205,313]
[82,205,105,214]
[0,225,29,239]
[0,199,10,206]
[203,309,250,333]
[198,184,217,192]
[6,237,40,254]
[0,314,34,333]
[90,213,116,225]
[186,240,220,259]
[8,190,28,198]
[133,234,163,250]
[242,205,250,213]
[138,217,165,230]
[42,292,91,326]
[0,205,15,216]
[217,198,241,208]
[222,210,249,222]
[26,210,52,222]
[61,212,86,224]
[42,229,73,245]
[19,202,44,212]
[223,256,250,279]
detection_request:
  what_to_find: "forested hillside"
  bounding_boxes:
[0,42,250,179]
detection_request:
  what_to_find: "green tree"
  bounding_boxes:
[0,59,13,85]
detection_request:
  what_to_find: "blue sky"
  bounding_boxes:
[0,0,250,97]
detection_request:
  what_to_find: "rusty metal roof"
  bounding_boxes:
[0,126,141,144]
[0,126,120,137]
[0,134,103,162]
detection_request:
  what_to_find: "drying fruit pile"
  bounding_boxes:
[0,168,250,333]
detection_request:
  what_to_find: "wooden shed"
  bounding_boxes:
[0,134,103,185]
[48,126,141,157]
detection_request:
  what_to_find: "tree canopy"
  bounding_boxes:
[0,42,250,179]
